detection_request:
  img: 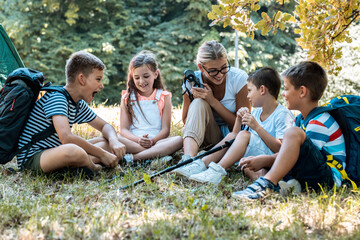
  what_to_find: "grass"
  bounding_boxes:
[1,105,360,239]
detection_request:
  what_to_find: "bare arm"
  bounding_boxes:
[89,116,126,159]
[254,126,282,153]
[52,115,118,167]
[182,91,191,124]
[119,98,141,143]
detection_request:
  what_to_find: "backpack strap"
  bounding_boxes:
[326,154,357,190]
[295,106,330,130]
[296,106,357,190]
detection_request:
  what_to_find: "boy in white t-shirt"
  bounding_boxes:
[174,67,294,184]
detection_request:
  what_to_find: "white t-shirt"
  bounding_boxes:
[182,67,248,127]
[249,104,294,139]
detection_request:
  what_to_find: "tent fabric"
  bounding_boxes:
[0,24,25,85]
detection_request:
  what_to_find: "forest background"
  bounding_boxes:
[1,0,359,107]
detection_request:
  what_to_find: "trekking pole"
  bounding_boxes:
[120,139,235,190]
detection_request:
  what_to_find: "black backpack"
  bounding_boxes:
[0,68,71,165]
[295,95,360,189]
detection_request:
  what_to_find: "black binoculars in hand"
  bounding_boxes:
[184,69,204,88]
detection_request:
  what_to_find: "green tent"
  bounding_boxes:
[0,24,25,85]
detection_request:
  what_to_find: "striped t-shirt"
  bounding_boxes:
[299,112,346,186]
[16,90,96,169]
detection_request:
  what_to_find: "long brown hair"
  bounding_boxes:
[126,51,164,124]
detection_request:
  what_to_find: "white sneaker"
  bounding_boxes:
[179,154,191,163]
[189,162,227,184]
[123,154,134,164]
[171,159,206,178]
[158,155,172,163]
[279,179,301,196]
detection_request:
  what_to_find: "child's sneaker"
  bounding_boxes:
[158,155,172,163]
[189,162,227,184]
[178,154,191,163]
[119,153,134,166]
[232,176,280,200]
[171,159,206,178]
[279,179,301,196]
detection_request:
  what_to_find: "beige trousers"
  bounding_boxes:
[183,98,223,148]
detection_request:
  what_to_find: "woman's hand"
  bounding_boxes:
[191,84,215,105]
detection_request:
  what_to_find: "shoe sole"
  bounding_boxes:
[171,168,192,178]
[189,176,221,184]
[279,180,301,196]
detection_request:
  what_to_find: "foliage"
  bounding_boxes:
[208,0,360,74]
[0,0,301,106]
[223,1,298,73]
[0,0,218,106]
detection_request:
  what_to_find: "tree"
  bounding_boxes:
[208,0,360,74]
[0,0,218,106]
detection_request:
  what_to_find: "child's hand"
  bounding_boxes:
[241,113,260,131]
[109,140,126,159]
[238,155,266,172]
[236,107,250,119]
[138,134,153,148]
[100,151,118,168]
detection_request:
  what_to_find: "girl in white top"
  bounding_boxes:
[180,40,250,160]
[120,51,183,161]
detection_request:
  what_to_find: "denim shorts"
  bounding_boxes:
[286,136,334,190]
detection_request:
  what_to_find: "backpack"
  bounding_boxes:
[0,68,72,165]
[295,95,360,189]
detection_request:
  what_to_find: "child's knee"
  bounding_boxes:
[63,144,88,164]
[174,136,183,144]
[236,130,250,140]
[227,131,238,139]
[283,127,306,142]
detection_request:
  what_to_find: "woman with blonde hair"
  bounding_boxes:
[173,40,250,176]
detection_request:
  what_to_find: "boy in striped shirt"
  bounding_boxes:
[233,61,346,200]
[17,51,130,174]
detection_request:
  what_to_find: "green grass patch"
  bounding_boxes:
[1,106,359,239]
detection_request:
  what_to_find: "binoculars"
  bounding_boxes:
[184,70,204,88]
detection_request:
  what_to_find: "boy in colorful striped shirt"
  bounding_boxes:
[233,61,346,200]
[299,112,346,186]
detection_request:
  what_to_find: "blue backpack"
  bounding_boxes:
[295,95,360,189]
